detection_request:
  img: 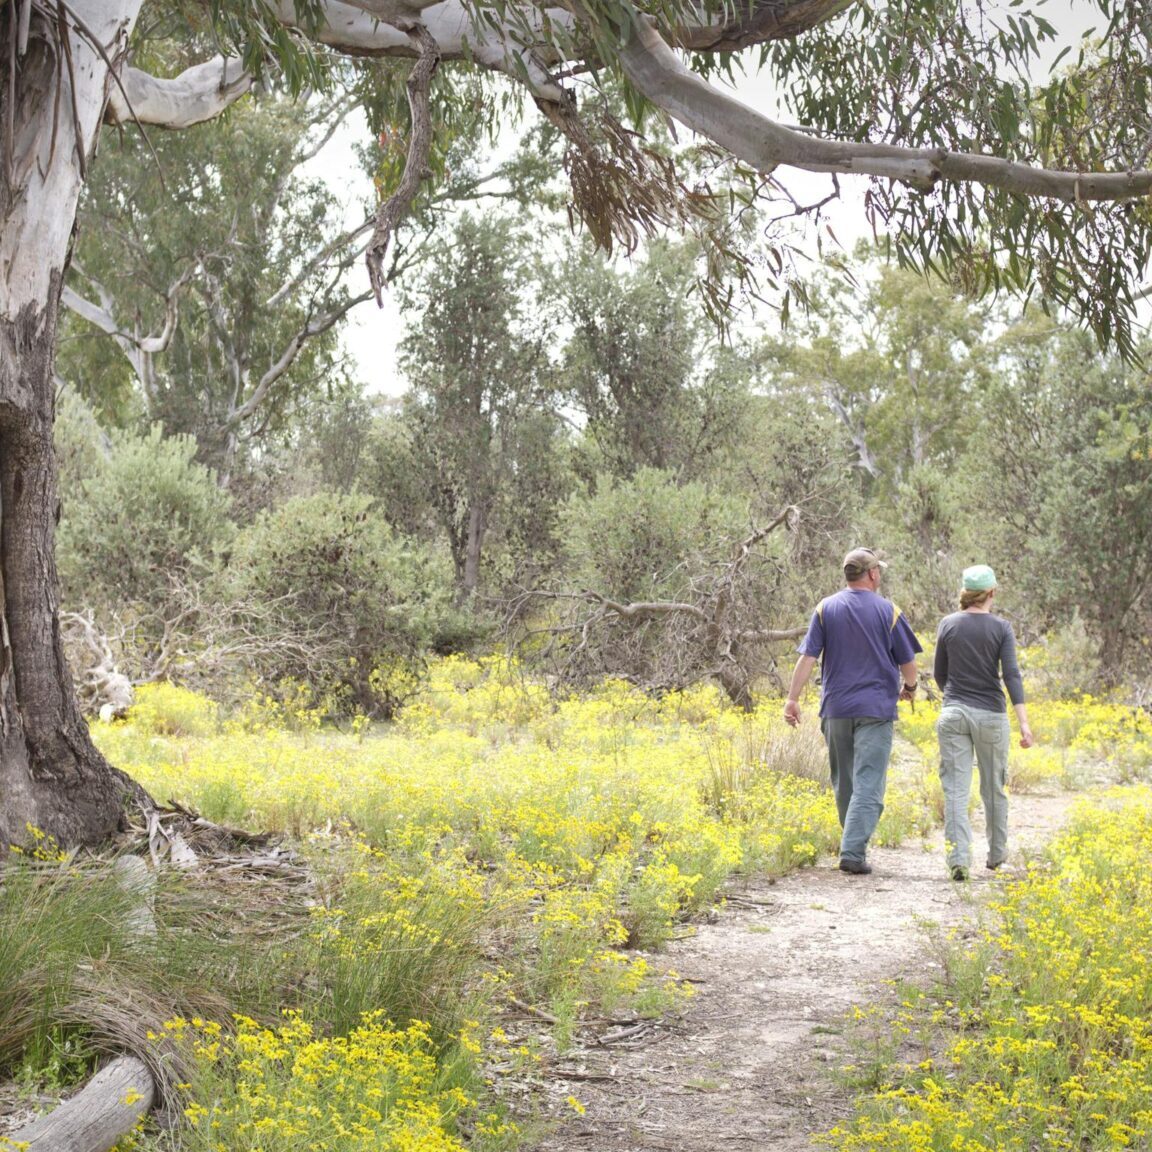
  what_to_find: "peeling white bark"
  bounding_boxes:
[268,0,571,99]
[0,0,139,315]
[106,55,252,128]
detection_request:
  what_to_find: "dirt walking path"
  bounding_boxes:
[532,793,1076,1152]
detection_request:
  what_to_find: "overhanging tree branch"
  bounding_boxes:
[616,15,1152,201]
[366,23,440,304]
[260,0,1152,207]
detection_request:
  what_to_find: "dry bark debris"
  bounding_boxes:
[129,799,275,861]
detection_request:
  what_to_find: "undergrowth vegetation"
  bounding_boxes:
[825,788,1152,1152]
[3,656,1152,1149]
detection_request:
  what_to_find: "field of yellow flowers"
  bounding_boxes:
[84,657,942,1149]
[816,660,1152,1152]
[824,787,1152,1152]
[4,655,1151,1152]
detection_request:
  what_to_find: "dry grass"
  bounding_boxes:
[0,821,319,1107]
[759,722,829,783]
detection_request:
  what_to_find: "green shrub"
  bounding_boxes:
[54,386,108,497]
[562,468,747,603]
[220,491,458,716]
[58,424,233,612]
[550,469,762,696]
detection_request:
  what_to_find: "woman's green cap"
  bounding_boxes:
[962,564,997,591]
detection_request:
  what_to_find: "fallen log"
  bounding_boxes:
[7,1055,154,1152]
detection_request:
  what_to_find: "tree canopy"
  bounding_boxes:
[92,0,1152,352]
[61,92,374,480]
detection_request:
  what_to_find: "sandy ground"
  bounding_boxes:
[530,792,1075,1152]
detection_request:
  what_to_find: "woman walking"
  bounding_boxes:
[934,565,1034,881]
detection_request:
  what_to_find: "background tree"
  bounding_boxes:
[361,403,443,540]
[764,249,990,490]
[59,92,374,486]
[286,387,383,499]
[715,382,863,620]
[761,250,994,617]
[397,213,565,603]
[555,240,749,483]
[957,320,1152,680]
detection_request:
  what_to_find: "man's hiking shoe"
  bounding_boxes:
[839,858,872,875]
[986,859,1006,871]
[951,865,969,882]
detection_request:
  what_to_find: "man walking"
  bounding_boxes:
[784,548,922,875]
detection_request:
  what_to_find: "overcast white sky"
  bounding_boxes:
[329,1,1102,396]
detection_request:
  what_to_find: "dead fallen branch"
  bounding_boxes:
[7,1055,153,1152]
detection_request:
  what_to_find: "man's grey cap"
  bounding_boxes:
[843,548,888,580]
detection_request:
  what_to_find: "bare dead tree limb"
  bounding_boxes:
[61,610,134,719]
[104,53,250,130]
[509,510,807,708]
[583,592,708,622]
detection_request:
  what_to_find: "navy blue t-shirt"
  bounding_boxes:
[798,588,923,720]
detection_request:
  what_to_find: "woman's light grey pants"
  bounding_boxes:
[936,705,1010,870]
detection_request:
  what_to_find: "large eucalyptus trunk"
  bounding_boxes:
[0,0,146,850]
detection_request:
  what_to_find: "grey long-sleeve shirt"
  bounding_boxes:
[934,612,1025,713]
